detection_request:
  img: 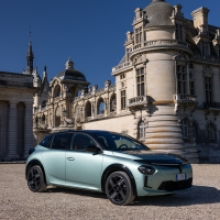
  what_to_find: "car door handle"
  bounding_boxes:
[67,157,75,161]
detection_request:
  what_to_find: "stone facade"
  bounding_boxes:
[0,71,35,160]
[33,0,220,163]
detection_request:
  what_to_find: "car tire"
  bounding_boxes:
[105,171,135,205]
[27,165,47,192]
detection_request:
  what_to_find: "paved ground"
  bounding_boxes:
[0,164,220,220]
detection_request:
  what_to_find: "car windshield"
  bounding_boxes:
[91,131,149,151]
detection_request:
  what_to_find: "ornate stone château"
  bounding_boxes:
[33,0,220,163]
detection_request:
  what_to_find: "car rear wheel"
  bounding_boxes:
[105,171,135,205]
[27,165,47,192]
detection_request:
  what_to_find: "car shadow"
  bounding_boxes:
[44,185,220,206]
[44,186,107,199]
[132,185,220,207]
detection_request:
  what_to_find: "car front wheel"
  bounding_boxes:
[27,165,47,192]
[105,171,135,205]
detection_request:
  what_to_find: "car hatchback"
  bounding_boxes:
[26,130,193,205]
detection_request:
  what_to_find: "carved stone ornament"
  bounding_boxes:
[133,54,143,65]
[173,53,188,62]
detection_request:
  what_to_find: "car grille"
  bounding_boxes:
[158,178,192,191]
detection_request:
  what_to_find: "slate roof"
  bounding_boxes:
[56,69,86,81]
[143,0,174,28]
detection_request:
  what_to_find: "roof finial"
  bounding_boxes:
[43,65,48,80]
[65,57,74,69]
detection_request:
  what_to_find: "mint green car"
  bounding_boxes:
[26,130,193,205]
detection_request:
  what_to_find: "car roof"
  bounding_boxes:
[49,130,114,135]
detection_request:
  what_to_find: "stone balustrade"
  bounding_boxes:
[175,94,197,102]
[192,54,220,63]
[112,62,132,72]
[128,96,149,110]
[143,40,189,48]
[203,102,220,109]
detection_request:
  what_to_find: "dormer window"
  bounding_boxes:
[176,24,184,41]
[135,27,142,44]
[200,41,209,56]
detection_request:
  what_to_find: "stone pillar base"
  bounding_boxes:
[145,105,199,163]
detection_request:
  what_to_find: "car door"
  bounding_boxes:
[65,132,103,190]
[42,132,72,186]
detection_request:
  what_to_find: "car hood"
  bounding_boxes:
[112,150,188,165]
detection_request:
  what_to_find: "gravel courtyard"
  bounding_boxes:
[0,164,220,220]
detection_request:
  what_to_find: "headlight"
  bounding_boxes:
[138,166,155,175]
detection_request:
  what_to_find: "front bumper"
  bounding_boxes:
[134,164,193,196]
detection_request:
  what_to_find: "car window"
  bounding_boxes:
[92,132,148,151]
[70,133,96,151]
[39,134,54,148]
[51,133,72,150]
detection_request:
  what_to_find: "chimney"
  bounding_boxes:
[174,4,183,17]
[134,8,142,21]
[126,31,132,43]
[191,7,209,34]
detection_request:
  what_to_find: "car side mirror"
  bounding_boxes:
[85,145,101,154]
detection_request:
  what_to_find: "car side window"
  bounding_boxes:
[97,136,110,148]
[39,134,54,148]
[70,133,96,151]
[51,133,72,150]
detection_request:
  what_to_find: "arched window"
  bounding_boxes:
[42,114,46,124]
[138,121,145,139]
[35,117,38,124]
[42,100,47,109]
[182,119,190,143]
[97,98,105,115]
[110,94,116,112]
[55,106,61,127]
[207,121,216,143]
[85,101,91,118]
[54,85,61,98]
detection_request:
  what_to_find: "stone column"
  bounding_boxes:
[91,101,96,119]
[104,98,108,117]
[24,102,34,158]
[7,101,18,159]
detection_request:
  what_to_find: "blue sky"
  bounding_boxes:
[0,0,219,89]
